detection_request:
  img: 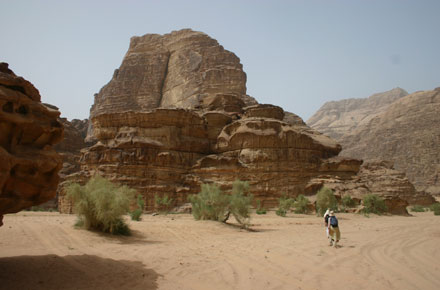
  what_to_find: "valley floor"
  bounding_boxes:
[0,211,439,290]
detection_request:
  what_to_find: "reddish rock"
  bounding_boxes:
[0,63,63,221]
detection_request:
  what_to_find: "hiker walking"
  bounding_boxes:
[328,211,341,247]
[323,208,331,242]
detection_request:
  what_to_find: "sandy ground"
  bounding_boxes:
[0,211,439,290]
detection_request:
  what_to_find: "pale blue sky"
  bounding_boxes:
[1,0,439,121]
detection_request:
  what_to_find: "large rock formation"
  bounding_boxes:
[59,29,431,213]
[0,63,63,224]
[307,88,408,140]
[308,88,440,196]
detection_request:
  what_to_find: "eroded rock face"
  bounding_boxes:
[61,30,430,213]
[0,63,63,220]
[309,87,440,196]
[306,161,435,215]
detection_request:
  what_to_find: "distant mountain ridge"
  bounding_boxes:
[307,88,408,140]
[308,87,440,195]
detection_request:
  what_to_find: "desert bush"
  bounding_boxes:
[130,195,145,221]
[342,195,356,208]
[229,180,253,227]
[66,175,136,235]
[189,183,230,222]
[316,187,338,216]
[430,203,440,215]
[276,195,295,217]
[410,205,425,212]
[256,200,267,215]
[292,195,311,214]
[154,194,174,214]
[189,180,253,227]
[362,194,387,215]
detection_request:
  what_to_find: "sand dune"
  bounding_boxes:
[0,211,439,290]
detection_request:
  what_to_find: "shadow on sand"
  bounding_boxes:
[94,229,163,245]
[0,254,160,290]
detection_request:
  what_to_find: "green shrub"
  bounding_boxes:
[342,195,355,208]
[154,194,174,214]
[276,195,295,217]
[410,205,425,212]
[431,203,440,215]
[130,195,145,221]
[66,175,136,235]
[189,180,253,228]
[228,180,253,227]
[362,194,387,215]
[256,200,267,215]
[189,183,230,222]
[293,195,311,214]
[316,187,338,216]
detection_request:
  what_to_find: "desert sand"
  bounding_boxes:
[0,211,439,290]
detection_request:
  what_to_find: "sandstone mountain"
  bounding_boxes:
[308,88,408,140]
[308,88,440,196]
[59,29,432,214]
[0,63,64,225]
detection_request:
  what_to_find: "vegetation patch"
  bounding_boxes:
[341,195,356,211]
[276,195,295,217]
[189,180,253,228]
[130,195,145,221]
[410,205,425,212]
[66,175,136,235]
[362,194,387,215]
[292,195,311,214]
[255,200,267,215]
[316,187,338,216]
[430,203,440,215]
[154,194,174,214]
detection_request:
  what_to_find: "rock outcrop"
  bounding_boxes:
[55,118,89,180]
[59,29,432,213]
[306,161,435,215]
[0,63,63,224]
[309,87,440,196]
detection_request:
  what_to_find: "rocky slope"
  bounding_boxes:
[308,88,408,140]
[59,30,431,214]
[309,88,440,196]
[0,63,64,224]
[306,161,435,215]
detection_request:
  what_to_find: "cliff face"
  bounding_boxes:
[86,29,248,141]
[307,88,408,140]
[59,30,429,214]
[309,87,440,196]
[339,88,440,195]
[0,63,63,224]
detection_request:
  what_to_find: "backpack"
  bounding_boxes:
[330,216,338,227]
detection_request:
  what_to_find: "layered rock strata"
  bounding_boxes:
[0,63,63,223]
[61,29,431,213]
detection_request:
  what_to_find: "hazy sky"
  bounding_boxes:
[2,0,439,121]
